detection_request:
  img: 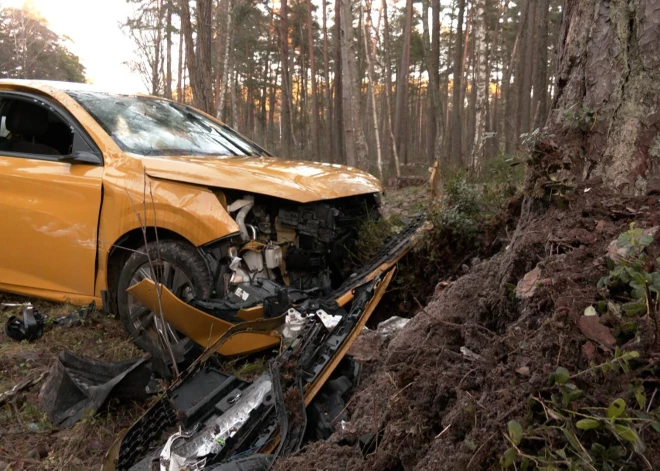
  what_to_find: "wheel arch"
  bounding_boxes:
[105,227,202,313]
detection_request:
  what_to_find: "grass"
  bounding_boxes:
[0,293,144,469]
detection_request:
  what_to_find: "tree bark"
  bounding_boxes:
[322,0,333,161]
[217,0,233,120]
[306,0,321,161]
[339,0,368,169]
[549,0,660,193]
[471,0,488,172]
[333,0,344,164]
[520,0,535,135]
[394,0,413,165]
[363,0,383,181]
[381,0,400,176]
[422,0,444,166]
[279,0,294,157]
[448,0,466,165]
[179,0,215,113]
[533,0,549,129]
[165,0,172,99]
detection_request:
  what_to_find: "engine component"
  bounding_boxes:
[285,247,325,272]
[264,244,282,270]
[227,196,255,242]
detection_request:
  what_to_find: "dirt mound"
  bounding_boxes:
[277,186,660,470]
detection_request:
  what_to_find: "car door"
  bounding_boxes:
[0,93,103,299]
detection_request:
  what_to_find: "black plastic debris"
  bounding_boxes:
[53,301,95,327]
[39,351,152,428]
[4,305,46,341]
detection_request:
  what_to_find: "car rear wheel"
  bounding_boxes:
[116,240,212,353]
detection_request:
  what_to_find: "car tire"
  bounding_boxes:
[116,239,212,353]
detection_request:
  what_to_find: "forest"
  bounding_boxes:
[0,6,86,83]
[123,0,562,180]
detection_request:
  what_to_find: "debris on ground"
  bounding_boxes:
[375,316,410,340]
[39,351,152,428]
[4,305,46,341]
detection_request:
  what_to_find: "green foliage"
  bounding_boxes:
[502,362,659,470]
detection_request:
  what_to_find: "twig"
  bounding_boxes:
[434,423,452,439]
[0,371,47,407]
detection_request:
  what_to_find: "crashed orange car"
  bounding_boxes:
[0,80,393,346]
[0,80,427,469]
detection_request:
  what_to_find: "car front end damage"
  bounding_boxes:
[102,214,427,471]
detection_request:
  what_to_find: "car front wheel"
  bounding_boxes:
[116,240,212,353]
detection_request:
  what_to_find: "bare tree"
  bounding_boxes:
[470,0,488,171]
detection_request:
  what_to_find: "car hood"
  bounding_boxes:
[139,155,381,203]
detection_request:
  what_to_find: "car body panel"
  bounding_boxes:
[141,155,381,203]
[0,156,103,300]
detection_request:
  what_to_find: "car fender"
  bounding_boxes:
[95,166,239,298]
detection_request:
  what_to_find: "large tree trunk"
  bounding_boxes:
[217,0,233,120]
[333,0,345,164]
[394,0,413,165]
[339,0,368,169]
[179,0,215,113]
[549,0,660,193]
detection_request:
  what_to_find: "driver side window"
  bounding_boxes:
[0,97,74,157]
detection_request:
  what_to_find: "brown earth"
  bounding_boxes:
[277,185,660,470]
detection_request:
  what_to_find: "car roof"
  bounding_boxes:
[0,79,150,97]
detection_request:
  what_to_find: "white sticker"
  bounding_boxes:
[235,287,249,301]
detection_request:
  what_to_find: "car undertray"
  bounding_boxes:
[102,215,427,471]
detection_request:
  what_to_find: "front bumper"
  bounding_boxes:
[102,215,428,471]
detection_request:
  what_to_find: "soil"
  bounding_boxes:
[276,185,660,470]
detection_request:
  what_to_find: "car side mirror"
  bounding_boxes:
[70,150,102,164]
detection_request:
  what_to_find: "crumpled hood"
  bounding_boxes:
[139,155,381,203]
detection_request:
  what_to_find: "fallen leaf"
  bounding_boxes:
[577,316,616,348]
[516,266,541,299]
[515,366,530,376]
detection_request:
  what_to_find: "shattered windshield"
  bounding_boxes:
[67,90,264,157]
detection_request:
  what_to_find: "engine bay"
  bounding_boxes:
[201,192,381,312]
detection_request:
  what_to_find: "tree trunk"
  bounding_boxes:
[177,27,184,101]
[279,0,294,157]
[333,0,344,164]
[339,0,368,169]
[533,0,549,129]
[381,0,400,176]
[394,0,413,165]
[217,0,233,120]
[520,0,535,135]
[422,0,444,167]
[306,0,321,161]
[322,0,333,161]
[448,0,466,165]
[470,0,488,172]
[179,0,214,113]
[549,0,660,193]
[363,0,383,181]
[165,0,172,99]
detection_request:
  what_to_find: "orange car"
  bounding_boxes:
[0,80,382,350]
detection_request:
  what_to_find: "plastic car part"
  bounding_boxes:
[39,351,152,427]
[4,305,45,341]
